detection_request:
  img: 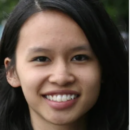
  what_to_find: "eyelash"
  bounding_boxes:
[71,55,89,62]
[32,56,50,62]
[32,55,89,62]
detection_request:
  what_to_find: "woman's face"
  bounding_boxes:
[6,10,101,128]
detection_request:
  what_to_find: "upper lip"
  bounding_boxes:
[42,90,80,96]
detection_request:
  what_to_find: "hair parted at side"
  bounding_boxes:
[0,0,128,130]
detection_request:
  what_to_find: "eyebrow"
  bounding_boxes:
[28,47,51,54]
[28,45,90,54]
[70,45,90,52]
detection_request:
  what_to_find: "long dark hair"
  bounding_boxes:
[0,0,128,130]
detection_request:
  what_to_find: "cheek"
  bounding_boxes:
[17,67,49,107]
[76,64,101,106]
[80,73,101,100]
[16,65,49,94]
[76,64,101,86]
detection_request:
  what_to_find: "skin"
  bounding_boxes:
[5,10,101,130]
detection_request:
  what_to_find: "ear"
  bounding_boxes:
[4,57,20,88]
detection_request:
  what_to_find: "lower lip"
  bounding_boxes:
[44,98,78,110]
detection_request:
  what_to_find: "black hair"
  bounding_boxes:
[0,0,128,130]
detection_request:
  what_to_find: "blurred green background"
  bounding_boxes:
[0,0,128,39]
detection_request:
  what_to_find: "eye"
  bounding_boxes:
[72,55,89,61]
[33,56,50,62]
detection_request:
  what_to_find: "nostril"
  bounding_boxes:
[48,73,75,86]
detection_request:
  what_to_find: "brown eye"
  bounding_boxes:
[33,56,50,62]
[72,55,89,61]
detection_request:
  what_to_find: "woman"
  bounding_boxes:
[0,0,128,130]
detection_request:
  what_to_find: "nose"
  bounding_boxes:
[48,64,75,86]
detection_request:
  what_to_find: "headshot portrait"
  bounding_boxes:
[0,0,128,130]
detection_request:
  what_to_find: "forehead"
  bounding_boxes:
[19,10,87,40]
[17,10,89,53]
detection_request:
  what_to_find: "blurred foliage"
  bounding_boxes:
[0,0,128,31]
[0,0,19,22]
[101,0,128,31]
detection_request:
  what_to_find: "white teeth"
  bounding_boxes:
[53,95,57,101]
[46,94,77,102]
[71,94,75,99]
[62,95,67,102]
[49,95,53,100]
[67,95,71,100]
[57,95,62,102]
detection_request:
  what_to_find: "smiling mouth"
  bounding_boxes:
[43,94,79,102]
[42,90,80,109]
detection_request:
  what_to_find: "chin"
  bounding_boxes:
[47,115,77,125]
